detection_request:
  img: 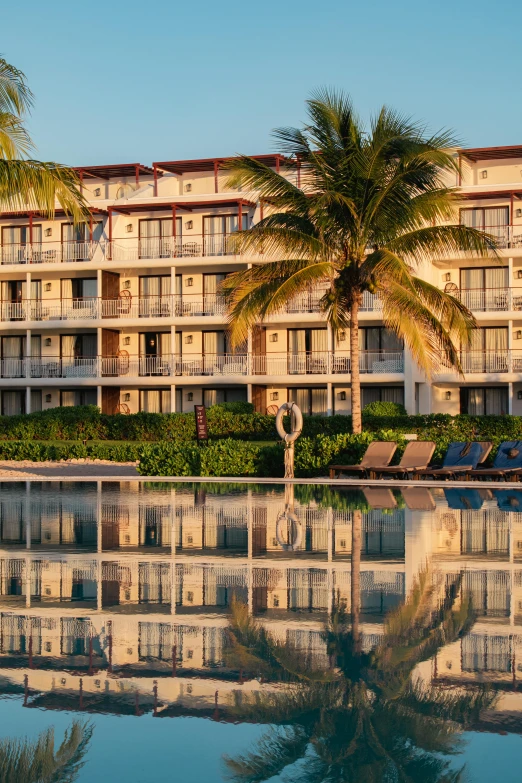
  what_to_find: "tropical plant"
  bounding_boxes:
[223,566,494,782]
[0,57,87,219]
[0,720,93,783]
[222,89,496,432]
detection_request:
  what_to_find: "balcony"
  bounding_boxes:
[456,287,522,312]
[0,351,405,379]
[437,350,522,375]
[106,234,242,261]
[0,241,102,265]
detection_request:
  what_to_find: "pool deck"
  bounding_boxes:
[0,460,516,488]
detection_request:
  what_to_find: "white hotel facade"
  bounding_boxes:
[1,145,522,417]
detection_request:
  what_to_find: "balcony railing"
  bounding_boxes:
[437,350,522,375]
[0,351,406,379]
[107,234,242,261]
[457,287,522,312]
[460,225,522,250]
[0,241,102,265]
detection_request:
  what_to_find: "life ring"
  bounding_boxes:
[275,402,303,444]
[275,510,303,551]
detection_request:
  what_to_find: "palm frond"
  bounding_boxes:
[0,159,89,221]
[0,58,33,117]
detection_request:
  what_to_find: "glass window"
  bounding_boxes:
[289,388,327,416]
[139,389,170,413]
[460,387,508,415]
[1,391,24,415]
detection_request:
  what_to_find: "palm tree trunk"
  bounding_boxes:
[351,508,362,655]
[350,292,363,433]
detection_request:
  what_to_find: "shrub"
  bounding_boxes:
[137,439,275,477]
[0,440,142,462]
[362,400,407,416]
[211,401,255,414]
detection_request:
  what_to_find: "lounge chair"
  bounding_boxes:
[329,441,397,479]
[362,487,397,509]
[468,441,522,482]
[372,441,436,479]
[413,442,483,480]
[495,490,522,511]
[401,487,436,511]
[444,488,484,510]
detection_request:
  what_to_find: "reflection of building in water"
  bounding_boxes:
[0,481,521,723]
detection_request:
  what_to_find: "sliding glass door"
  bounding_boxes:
[139,218,181,259]
[288,329,328,374]
[203,214,248,256]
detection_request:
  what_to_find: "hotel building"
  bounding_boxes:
[1,145,522,417]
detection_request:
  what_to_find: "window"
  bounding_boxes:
[60,278,97,301]
[359,328,403,352]
[203,214,248,256]
[359,386,405,410]
[139,218,181,259]
[1,391,24,416]
[460,387,508,416]
[60,334,97,361]
[460,267,508,291]
[203,388,247,407]
[463,327,508,373]
[139,389,170,413]
[60,389,97,407]
[1,225,42,263]
[288,329,328,374]
[289,388,327,416]
[460,207,509,232]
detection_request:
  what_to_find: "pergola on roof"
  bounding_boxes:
[107,198,255,215]
[74,163,157,180]
[460,145,522,162]
[153,154,292,175]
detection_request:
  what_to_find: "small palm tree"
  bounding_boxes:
[222,90,496,431]
[0,58,86,219]
[0,720,93,783]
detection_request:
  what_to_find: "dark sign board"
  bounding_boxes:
[194,405,208,441]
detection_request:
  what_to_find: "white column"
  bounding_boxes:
[25,271,31,308]
[327,382,333,416]
[170,384,176,412]
[247,384,252,403]
[509,381,513,415]
[25,328,31,378]
[509,319,513,375]
[97,385,102,410]
[25,386,31,414]
[509,257,513,310]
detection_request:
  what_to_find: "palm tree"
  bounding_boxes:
[0,58,86,219]
[0,720,93,783]
[223,569,494,782]
[222,90,496,432]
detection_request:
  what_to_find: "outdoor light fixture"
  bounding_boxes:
[269,333,278,343]
[185,335,193,344]
[123,280,131,289]
[44,227,52,237]
[517,209,522,218]
[187,392,193,401]
[123,336,130,345]
[124,393,131,402]
[445,391,452,400]
[338,391,347,401]
[125,224,133,233]
[185,220,193,230]
[481,170,488,179]
[518,391,522,400]
[338,330,346,342]
[45,338,52,347]
[45,283,52,292]
[45,394,51,403]
[186,277,194,286]
[185,183,192,192]
[270,392,279,401]
[517,331,522,340]
[443,272,451,282]
[94,188,101,197]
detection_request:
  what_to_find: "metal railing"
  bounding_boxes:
[457,287,522,312]
[106,234,242,261]
[0,241,102,265]
[437,351,522,374]
[0,351,406,379]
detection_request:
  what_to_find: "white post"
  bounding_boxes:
[25,386,31,415]
[509,257,513,311]
[509,319,513,374]
[25,328,31,378]
[97,385,102,410]
[170,384,176,413]
[327,382,333,416]
[509,381,513,415]
[247,383,252,403]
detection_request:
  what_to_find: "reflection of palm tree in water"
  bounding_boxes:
[0,720,93,783]
[223,516,494,782]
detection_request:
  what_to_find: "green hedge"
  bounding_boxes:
[0,441,143,462]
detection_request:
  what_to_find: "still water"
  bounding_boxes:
[0,481,521,781]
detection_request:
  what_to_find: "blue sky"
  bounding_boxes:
[3,0,522,166]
